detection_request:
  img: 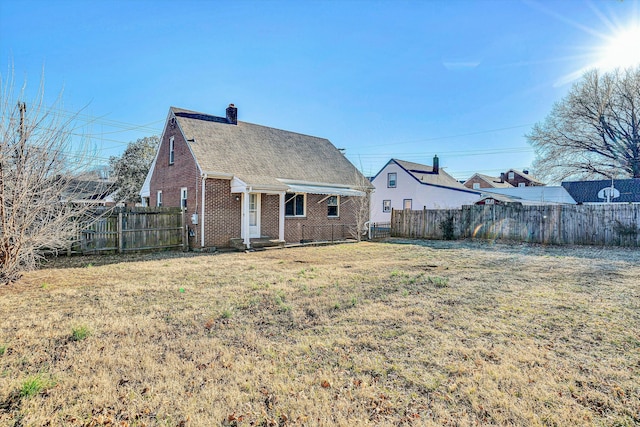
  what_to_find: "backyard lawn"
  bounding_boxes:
[0,240,638,426]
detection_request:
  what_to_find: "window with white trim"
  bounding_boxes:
[169,136,175,165]
[518,182,525,187]
[403,199,412,210]
[473,182,480,189]
[387,172,397,188]
[327,196,339,217]
[285,193,305,217]
[383,200,391,213]
[508,171,514,180]
[180,187,187,208]
[156,190,163,207]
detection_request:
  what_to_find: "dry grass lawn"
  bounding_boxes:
[0,240,639,426]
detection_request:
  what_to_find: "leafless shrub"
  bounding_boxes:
[0,66,94,284]
[347,170,372,241]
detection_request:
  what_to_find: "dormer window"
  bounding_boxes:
[508,171,514,180]
[169,136,175,165]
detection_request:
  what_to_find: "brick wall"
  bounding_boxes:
[284,194,359,243]
[464,176,494,189]
[202,178,241,248]
[261,194,280,239]
[150,120,201,244]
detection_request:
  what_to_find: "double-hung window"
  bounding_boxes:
[403,199,412,210]
[327,196,339,217]
[180,188,188,208]
[156,190,163,207]
[169,136,175,165]
[387,172,397,188]
[285,194,305,217]
[383,200,391,213]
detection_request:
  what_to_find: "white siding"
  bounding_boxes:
[370,162,480,223]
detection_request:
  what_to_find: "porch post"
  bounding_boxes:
[242,190,251,248]
[278,192,286,242]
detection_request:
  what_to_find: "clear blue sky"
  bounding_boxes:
[2,0,639,180]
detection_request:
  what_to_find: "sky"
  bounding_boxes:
[1,0,640,181]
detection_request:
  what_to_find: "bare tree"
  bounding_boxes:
[528,66,640,182]
[347,170,372,242]
[0,69,92,284]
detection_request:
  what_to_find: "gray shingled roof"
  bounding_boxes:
[172,107,368,190]
[562,179,640,203]
[393,159,473,191]
[471,173,514,188]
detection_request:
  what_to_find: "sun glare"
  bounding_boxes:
[597,26,640,71]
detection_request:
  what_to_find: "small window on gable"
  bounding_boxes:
[285,194,305,217]
[508,171,514,180]
[327,196,339,217]
[388,172,397,188]
[169,136,175,165]
[472,182,480,189]
[180,187,188,208]
[403,199,412,210]
[383,200,391,213]
[157,190,163,207]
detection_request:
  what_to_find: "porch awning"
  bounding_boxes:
[286,184,366,197]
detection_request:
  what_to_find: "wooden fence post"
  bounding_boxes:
[117,210,124,254]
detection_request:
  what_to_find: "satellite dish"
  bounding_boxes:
[597,186,620,200]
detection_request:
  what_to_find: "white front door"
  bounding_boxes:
[249,193,261,238]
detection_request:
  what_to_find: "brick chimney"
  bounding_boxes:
[226,103,238,125]
[433,154,439,174]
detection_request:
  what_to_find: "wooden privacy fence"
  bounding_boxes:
[72,207,186,254]
[391,204,640,247]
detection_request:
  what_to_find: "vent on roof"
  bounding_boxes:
[226,103,238,125]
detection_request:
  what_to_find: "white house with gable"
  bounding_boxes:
[370,157,481,223]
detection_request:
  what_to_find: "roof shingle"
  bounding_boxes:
[172,107,368,190]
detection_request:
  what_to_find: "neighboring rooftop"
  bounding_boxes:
[482,186,576,204]
[386,158,477,192]
[562,179,640,204]
[464,172,514,189]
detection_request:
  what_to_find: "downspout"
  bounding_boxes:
[201,174,206,248]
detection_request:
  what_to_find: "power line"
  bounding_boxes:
[364,123,534,149]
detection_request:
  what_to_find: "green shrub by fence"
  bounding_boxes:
[391,204,640,246]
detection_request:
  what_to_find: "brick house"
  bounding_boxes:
[140,105,371,249]
[464,170,544,189]
[500,169,545,187]
[463,173,514,190]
